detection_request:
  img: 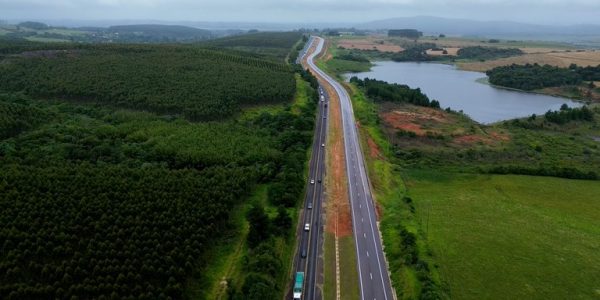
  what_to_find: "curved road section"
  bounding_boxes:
[306,36,394,300]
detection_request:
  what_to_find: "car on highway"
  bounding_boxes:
[310,179,315,184]
[301,249,307,258]
[304,223,310,231]
[317,179,321,183]
[321,143,325,147]
[308,202,312,209]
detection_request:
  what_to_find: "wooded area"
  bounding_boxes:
[487,63,600,90]
[350,77,440,108]
[0,44,296,121]
[0,33,313,299]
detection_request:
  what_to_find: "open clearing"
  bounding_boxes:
[406,171,600,300]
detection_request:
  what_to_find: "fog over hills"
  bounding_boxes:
[358,16,600,39]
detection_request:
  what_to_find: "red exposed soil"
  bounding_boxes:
[367,136,382,159]
[490,131,511,142]
[381,111,427,136]
[453,134,488,144]
[453,131,510,146]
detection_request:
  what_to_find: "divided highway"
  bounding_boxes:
[305,37,395,300]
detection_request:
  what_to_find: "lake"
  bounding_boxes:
[345,61,582,124]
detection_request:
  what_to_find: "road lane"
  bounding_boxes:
[291,35,328,300]
[305,36,394,300]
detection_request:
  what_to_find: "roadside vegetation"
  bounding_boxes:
[322,40,600,299]
[0,33,312,300]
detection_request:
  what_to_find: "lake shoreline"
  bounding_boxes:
[360,60,592,105]
[346,61,582,123]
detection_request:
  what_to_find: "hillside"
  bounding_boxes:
[107,24,213,42]
[358,16,600,45]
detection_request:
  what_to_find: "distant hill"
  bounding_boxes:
[107,24,212,42]
[358,16,600,42]
[17,21,49,30]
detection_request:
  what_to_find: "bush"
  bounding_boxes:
[351,77,440,108]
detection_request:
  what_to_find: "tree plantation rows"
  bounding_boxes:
[0,164,253,300]
[0,92,313,299]
[487,63,600,91]
[350,77,441,108]
[0,35,315,298]
[205,32,304,61]
[0,43,296,121]
[0,93,49,139]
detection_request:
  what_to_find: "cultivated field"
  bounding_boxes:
[337,38,404,53]
[406,171,600,300]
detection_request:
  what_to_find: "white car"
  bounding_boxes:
[321,143,325,147]
[310,179,315,184]
[304,223,310,231]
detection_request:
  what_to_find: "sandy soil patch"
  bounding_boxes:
[519,47,566,54]
[337,38,404,53]
[458,50,600,72]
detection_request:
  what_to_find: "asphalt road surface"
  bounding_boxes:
[291,35,327,300]
[305,36,394,300]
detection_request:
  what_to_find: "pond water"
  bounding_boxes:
[346,61,582,124]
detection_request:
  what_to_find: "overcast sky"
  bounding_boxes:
[2,0,600,25]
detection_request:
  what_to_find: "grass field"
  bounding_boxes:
[322,35,600,300]
[406,171,600,300]
[342,58,599,299]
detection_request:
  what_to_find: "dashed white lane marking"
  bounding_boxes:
[361,217,364,223]
[364,233,366,238]
[370,273,373,280]
[367,251,369,257]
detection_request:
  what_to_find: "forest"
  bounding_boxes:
[350,77,440,108]
[456,46,523,60]
[543,104,594,124]
[0,33,312,299]
[487,63,600,90]
[0,44,296,121]
[205,31,304,61]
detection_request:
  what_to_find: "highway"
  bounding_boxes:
[305,36,395,300]
[292,35,328,300]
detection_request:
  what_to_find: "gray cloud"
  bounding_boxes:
[1,0,599,25]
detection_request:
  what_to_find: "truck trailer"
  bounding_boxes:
[293,272,304,299]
